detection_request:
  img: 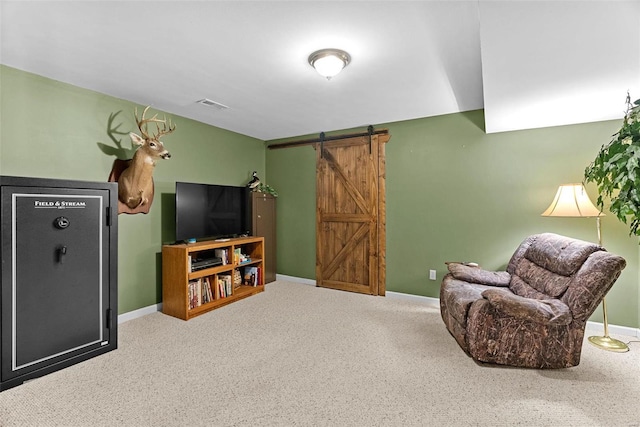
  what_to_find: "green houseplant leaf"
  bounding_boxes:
[585,93,640,236]
[256,183,278,197]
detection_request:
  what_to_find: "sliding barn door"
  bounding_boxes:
[316,134,388,295]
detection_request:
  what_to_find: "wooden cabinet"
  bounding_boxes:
[162,236,264,320]
[251,192,276,283]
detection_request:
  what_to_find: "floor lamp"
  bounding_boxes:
[541,183,629,353]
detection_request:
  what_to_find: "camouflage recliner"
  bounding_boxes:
[440,233,626,368]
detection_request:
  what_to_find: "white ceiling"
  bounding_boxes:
[1,1,639,141]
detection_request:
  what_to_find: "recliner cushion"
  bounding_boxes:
[440,277,494,326]
[509,275,549,300]
[514,258,571,297]
[446,263,510,287]
[524,233,601,277]
[481,288,573,326]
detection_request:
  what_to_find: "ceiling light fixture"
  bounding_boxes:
[308,48,351,80]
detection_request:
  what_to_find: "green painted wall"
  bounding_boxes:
[265,145,316,279]
[266,112,640,329]
[0,65,265,314]
[2,64,638,330]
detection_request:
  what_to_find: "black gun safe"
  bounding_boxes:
[0,176,117,391]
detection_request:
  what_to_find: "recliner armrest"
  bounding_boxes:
[446,263,511,287]
[481,288,573,326]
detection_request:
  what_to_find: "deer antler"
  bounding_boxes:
[134,106,176,140]
[155,116,176,139]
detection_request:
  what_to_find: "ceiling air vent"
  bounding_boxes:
[196,98,229,111]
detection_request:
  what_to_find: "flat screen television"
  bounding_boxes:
[175,181,250,242]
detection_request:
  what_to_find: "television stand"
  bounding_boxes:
[162,236,264,320]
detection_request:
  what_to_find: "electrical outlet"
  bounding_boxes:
[429,269,437,280]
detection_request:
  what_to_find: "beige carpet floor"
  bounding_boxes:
[0,280,638,427]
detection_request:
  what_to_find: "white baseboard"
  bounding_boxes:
[585,320,639,338]
[276,274,316,286]
[118,303,163,324]
[117,277,640,339]
[386,290,440,307]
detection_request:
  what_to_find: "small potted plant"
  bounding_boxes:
[256,183,278,197]
[584,93,640,236]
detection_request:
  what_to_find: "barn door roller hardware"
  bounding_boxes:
[267,127,389,150]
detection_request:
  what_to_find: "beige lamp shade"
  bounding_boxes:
[541,183,603,218]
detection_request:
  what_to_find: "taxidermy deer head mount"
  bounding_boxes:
[117,106,176,210]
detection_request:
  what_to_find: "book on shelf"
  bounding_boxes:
[214,248,229,265]
[218,280,225,299]
[217,274,232,298]
[243,266,260,287]
[233,248,251,264]
[203,277,213,304]
[188,277,215,309]
[188,278,200,309]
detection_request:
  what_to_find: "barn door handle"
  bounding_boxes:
[57,245,67,264]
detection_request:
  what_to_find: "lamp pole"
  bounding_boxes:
[587,216,629,352]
